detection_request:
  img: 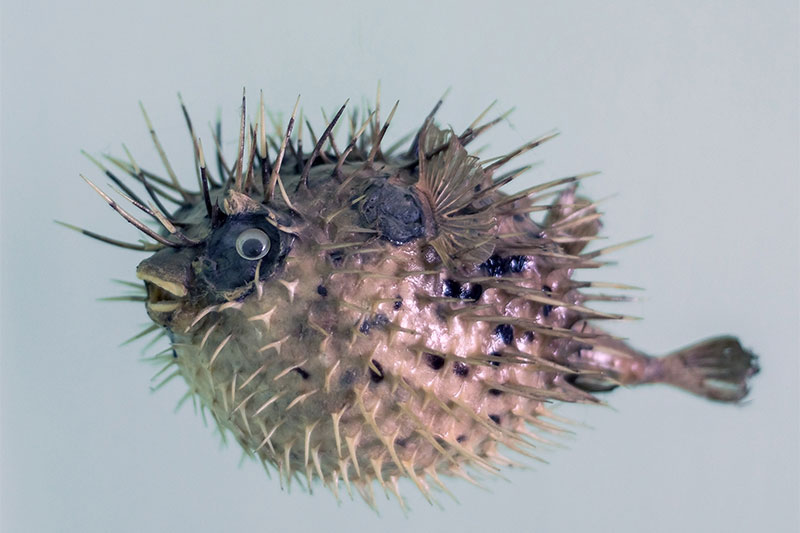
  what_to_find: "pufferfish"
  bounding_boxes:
[67,90,759,508]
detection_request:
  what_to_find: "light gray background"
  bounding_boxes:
[2,1,797,532]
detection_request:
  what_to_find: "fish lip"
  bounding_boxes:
[137,272,189,317]
[136,271,189,298]
[147,297,183,313]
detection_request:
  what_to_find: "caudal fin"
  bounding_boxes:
[661,336,759,402]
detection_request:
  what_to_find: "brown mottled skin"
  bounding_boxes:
[118,111,757,506]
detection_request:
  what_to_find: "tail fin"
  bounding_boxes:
[661,336,759,402]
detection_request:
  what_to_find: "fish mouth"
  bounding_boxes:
[138,272,188,313]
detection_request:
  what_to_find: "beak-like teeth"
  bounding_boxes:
[136,271,188,298]
[148,301,182,312]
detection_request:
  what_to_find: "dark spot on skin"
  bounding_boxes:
[513,214,525,222]
[360,183,426,244]
[460,283,483,301]
[481,254,506,277]
[542,285,553,317]
[508,255,526,273]
[425,353,446,370]
[369,360,384,383]
[495,323,514,345]
[339,368,357,387]
[360,313,389,335]
[453,361,470,377]
[523,331,535,342]
[488,351,503,367]
[443,279,461,298]
[316,285,328,296]
[489,414,501,424]
[171,349,178,359]
[565,373,620,393]
[394,436,410,448]
[480,254,527,277]
[293,367,310,380]
[393,296,403,310]
[444,280,483,301]
[474,184,482,192]
[488,388,503,396]
[456,434,467,443]
[329,250,344,266]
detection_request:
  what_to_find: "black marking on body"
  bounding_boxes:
[456,434,467,443]
[339,368,358,387]
[460,283,483,301]
[360,313,389,335]
[494,324,514,345]
[481,253,527,277]
[489,414,501,424]
[317,285,328,296]
[369,360,385,383]
[488,351,503,367]
[425,353,445,370]
[565,373,620,393]
[293,367,310,380]
[329,250,344,266]
[393,296,403,310]
[488,388,503,396]
[444,279,483,301]
[443,279,461,298]
[453,361,470,377]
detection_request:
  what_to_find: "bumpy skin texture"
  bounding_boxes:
[86,98,759,507]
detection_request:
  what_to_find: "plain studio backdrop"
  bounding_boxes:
[1,1,797,532]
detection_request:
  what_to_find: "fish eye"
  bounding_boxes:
[235,228,271,260]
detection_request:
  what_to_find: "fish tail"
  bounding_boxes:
[660,336,759,402]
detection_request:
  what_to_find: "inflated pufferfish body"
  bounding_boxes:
[76,93,759,507]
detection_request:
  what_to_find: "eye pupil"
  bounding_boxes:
[242,239,265,258]
[235,228,271,260]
